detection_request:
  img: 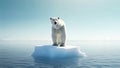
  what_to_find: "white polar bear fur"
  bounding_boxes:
[50,17,66,46]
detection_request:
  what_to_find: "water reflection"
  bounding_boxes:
[32,56,82,68]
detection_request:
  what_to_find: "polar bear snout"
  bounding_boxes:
[54,22,57,25]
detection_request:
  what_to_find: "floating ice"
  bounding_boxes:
[32,45,86,58]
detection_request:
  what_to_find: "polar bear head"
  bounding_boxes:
[50,17,65,29]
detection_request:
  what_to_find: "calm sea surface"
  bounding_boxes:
[0,40,120,68]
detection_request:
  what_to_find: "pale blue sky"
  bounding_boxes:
[0,0,120,40]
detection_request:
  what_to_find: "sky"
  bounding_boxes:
[0,0,120,40]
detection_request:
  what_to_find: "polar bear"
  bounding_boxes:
[50,17,66,47]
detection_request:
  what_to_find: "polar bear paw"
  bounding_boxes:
[53,43,58,46]
[60,43,65,47]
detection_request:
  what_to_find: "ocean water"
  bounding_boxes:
[0,40,120,68]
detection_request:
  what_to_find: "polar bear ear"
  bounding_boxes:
[50,17,52,20]
[58,17,60,19]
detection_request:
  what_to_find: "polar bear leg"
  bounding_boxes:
[60,27,66,46]
[52,27,58,46]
